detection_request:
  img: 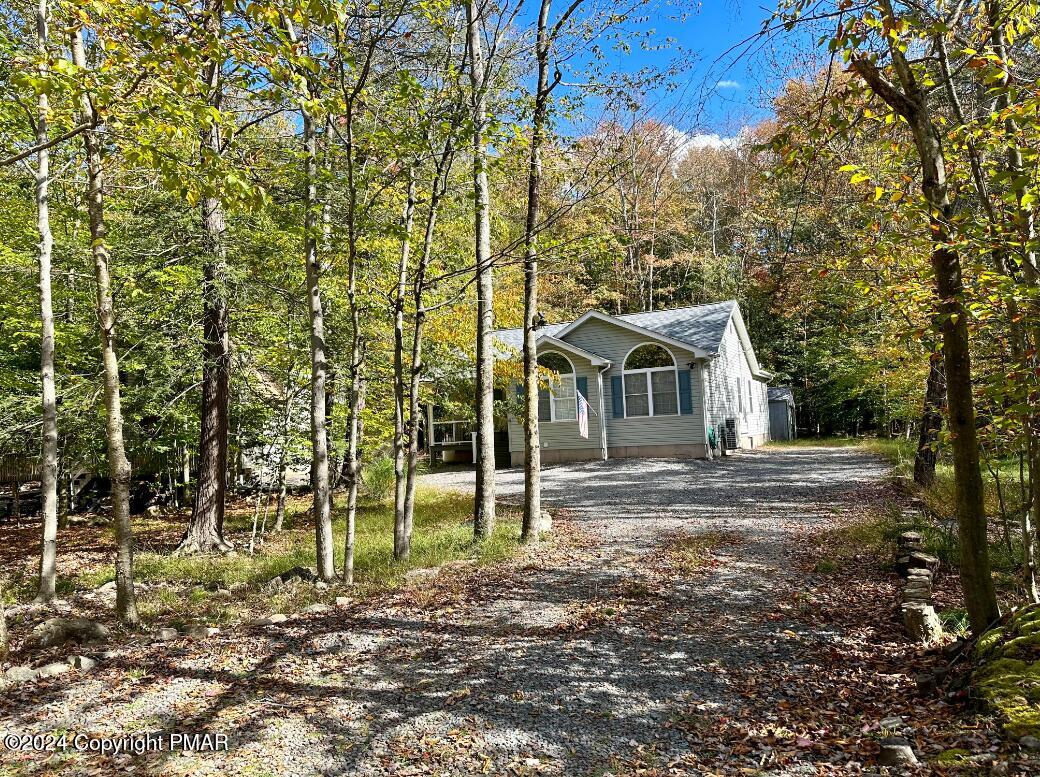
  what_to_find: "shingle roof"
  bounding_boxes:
[768,387,795,405]
[494,300,737,355]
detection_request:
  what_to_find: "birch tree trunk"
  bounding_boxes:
[394,172,416,560]
[34,0,59,604]
[466,0,496,539]
[521,0,553,543]
[180,0,232,554]
[71,28,138,626]
[303,108,335,579]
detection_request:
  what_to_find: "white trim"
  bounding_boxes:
[536,335,611,366]
[538,350,577,423]
[621,343,680,419]
[555,310,712,359]
[596,367,609,459]
[728,306,770,380]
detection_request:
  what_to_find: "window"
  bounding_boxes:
[537,352,576,422]
[748,380,754,413]
[623,344,678,417]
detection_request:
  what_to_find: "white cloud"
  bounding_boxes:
[716,80,741,90]
[686,132,739,150]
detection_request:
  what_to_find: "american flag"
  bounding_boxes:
[577,391,589,439]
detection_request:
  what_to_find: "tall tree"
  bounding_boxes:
[33,0,58,603]
[180,0,233,554]
[466,0,496,539]
[71,24,138,625]
[840,0,999,633]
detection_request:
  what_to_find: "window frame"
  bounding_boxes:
[621,342,680,419]
[538,351,578,423]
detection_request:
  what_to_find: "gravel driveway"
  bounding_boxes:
[1,446,890,777]
[422,446,887,550]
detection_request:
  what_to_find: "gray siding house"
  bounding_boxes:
[494,300,771,466]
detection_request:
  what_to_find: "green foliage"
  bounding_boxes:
[974,604,1040,737]
[361,457,396,502]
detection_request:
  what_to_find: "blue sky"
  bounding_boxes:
[562,0,818,139]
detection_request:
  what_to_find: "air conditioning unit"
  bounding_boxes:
[723,419,738,450]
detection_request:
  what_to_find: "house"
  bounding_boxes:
[768,387,797,441]
[493,300,771,466]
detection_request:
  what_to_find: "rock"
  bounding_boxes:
[1020,735,1040,751]
[540,510,553,531]
[302,603,330,615]
[98,581,117,593]
[37,661,71,679]
[404,567,440,584]
[903,602,943,644]
[280,566,318,583]
[879,715,904,730]
[897,530,924,550]
[523,757,540,768]
[335,596,352,608]
[914,672,938,696]
[942,638,968,660]
[264,576,285,593]
[5,666,39,683]
[26,617,109,649]
[877,736,918,767]
[155,627,179,641]
[68,655,97,672]
[144,505,162,518]
[895,552,940,578]
[229,582,249,594]
[185,625,220,638]
[314,581,329,591]
[253,613,288,626]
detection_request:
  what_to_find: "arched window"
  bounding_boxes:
[537,352,576,422]
[623,344,678,417]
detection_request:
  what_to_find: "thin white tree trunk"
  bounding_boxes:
[303,109,334,579]
[466,0,496,538]
[394,171,416,560]
[34,0,59,604]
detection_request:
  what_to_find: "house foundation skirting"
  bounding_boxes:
[509,443,709,467]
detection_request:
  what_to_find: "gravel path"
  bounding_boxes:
[1,446,888,776]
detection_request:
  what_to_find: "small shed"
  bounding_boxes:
[768,387,797,441]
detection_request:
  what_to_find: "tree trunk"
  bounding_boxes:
[302,108,335,580]
[853,16,999,634]
[987,0,1040,603]
[0,579,7,657]
[394,171,416,560]
[403,141,453,542]
[71,27,138,626]
[521,0,553,543]
[34,0,59,604]
[913,353,945,488]
[180,0,231,554]
[466,0,496,539]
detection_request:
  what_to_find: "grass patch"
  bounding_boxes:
[766,436,860,448]
[70,486,524,625]
[660,530,737,569]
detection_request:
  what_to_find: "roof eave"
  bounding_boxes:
[554,310,712,359]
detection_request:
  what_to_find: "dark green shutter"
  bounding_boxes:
[576,376,588,400]
[678,369,693,415]
[515,383,523,400]
[611,375,624,417]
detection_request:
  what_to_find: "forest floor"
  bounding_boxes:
[1,446,1037,775]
